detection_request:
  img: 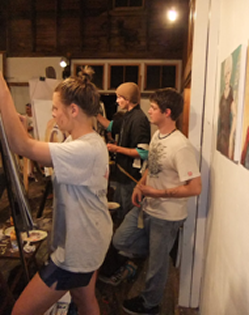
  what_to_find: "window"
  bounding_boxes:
[74,64,104,90]
[114,0,144,8]
[109,65,140,89]
[144,65,178,90]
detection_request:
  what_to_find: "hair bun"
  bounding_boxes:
[78,66,94,82]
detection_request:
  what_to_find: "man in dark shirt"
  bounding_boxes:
[97,82,150,220]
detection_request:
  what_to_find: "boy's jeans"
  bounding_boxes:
[113,206,184,307]
[113,181,136,220]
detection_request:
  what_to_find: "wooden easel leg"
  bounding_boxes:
[36,178,52,219]
[23,157,29,192]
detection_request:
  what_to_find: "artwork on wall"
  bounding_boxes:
[216,44,247,162]
[240,46,249,169]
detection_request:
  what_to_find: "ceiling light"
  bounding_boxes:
[59,57,68,68]
[167,8,178,22]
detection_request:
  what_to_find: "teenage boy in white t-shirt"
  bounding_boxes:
[113,87,202,315]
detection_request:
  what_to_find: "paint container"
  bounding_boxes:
[10,230,18,252]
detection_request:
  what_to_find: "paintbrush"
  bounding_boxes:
[116,164,138,184]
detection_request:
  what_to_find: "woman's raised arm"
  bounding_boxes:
[0,72,52,166]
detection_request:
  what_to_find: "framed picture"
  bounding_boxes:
[240,46,249,169]
[216,44,247,161]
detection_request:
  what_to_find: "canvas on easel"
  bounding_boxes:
[0,117,34,231]
[0,116,34,282]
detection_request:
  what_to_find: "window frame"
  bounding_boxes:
[108,63,141,90]
[144,63,180,91]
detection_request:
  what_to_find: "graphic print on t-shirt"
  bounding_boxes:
[148,142,166,177]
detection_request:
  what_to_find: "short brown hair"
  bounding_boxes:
[149,88,183,121]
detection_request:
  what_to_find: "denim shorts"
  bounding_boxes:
[39,258,94,290]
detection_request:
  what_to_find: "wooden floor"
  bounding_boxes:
[0,173,199,315]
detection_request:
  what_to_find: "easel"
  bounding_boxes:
[22,157,29,192]
[0,117,34,289]
[36,176,52,219]
[14,155,29,192]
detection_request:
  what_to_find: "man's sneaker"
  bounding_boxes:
[122,296,160,315]
[98,266,126,286]
[98,261,137,286]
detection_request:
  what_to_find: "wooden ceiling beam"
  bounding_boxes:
[31,0,37,53]
[0,0,8,52]
[79,0,86,51]
[55,0,60,51]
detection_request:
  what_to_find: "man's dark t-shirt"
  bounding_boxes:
[112,105,150,184]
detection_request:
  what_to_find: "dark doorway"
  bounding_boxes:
[100,94,118,120]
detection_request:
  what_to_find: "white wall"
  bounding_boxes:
[10,86,30,114]
[6,57,63,82]
[200,0,249,314]
[179,0,212,306]
[5,57,63,113]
